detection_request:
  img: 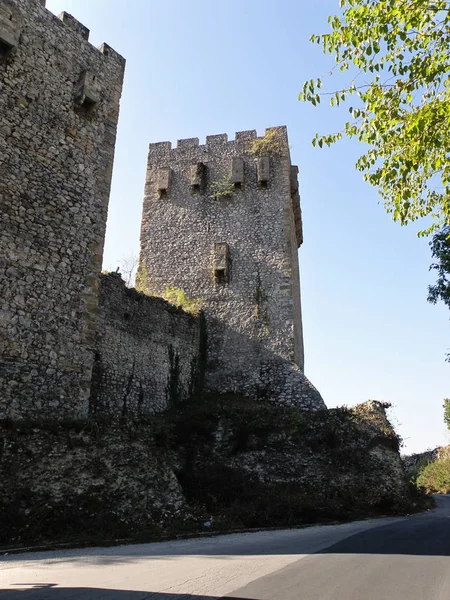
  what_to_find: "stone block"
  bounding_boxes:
[0,2,23,50]
[157,167,172,195]
[257,156,270,184]
[231,158,244,184]
[58,12,89,40]
[190,162,206,191]
[75,70,101,106]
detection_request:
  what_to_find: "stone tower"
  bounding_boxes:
[0,0,125,420]
[140,128,322,408]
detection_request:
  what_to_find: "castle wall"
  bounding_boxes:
[139,128,323,409]
[0,399,412,546]
[0,0,125,420]
[91,274,203,418]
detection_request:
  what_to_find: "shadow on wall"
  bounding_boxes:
[0,587,255,600]
[91,273,324,418]
[203,312,323,411]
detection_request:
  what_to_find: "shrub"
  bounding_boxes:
[210,177,235,200]
[248,129,286,156]
[135,260,150,294]
[163,286,203,315]
[416,457,450,494]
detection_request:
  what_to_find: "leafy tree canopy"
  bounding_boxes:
[299,0,450,235]
[428,226,450,362]
[428,225,450,308]
[444,398,450,431]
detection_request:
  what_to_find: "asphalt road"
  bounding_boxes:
[1,495,449,599]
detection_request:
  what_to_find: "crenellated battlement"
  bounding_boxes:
[48,8,125,67]
[6,0,126,68]
[58,11,90,40]
[147,127,288,161]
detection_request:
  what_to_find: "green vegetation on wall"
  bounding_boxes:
[163,286,203,315]
[248,129,285,156]
[135,260,150,294]
[210,177,235,200]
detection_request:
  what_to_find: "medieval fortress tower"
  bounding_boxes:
[140,130,312,401]
[0,0,125,418]
[0,0,324,422]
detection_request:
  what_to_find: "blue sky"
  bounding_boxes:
[46,0,449,454]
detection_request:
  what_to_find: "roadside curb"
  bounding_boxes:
[0,517,392,556]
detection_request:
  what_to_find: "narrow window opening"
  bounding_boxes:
[213,242,230,284]
[214,268,226,284]
[158,189,168,199]
[234,182,242,191]
[0,40,11,56]
[124,312,131,321]
[75,96,96,117]
[191,183,200,193]
[82,97,96,109]
[259,180,268,189]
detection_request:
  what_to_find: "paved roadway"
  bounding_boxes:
[1,495,449,599]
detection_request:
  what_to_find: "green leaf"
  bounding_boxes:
[298,0,450,234]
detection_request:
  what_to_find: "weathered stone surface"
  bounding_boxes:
[0,419,188,546]
[91,274,204,418]
[0,1,23,49]
[0,399,417,547]
[257,156,270,184]
[140,127,319,409]
[0,0,125,421]
[174,398,413,526]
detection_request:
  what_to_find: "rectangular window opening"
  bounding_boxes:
[82,97,96,108]
[214,268,227,284]
[259,180,268,189]
[233,182,242,191]
[158,188,168,199]
[75,97,96,117]
[0,40,11,56]
[191,183,200,193]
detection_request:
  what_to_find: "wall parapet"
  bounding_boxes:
[147,126,288,161]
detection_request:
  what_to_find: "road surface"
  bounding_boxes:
[1,495,449,599]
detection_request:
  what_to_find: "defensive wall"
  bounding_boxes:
[90,274,204,418]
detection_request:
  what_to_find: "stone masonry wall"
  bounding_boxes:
[90,274,203,418]
[0,0,125,420]
[0,398,415,546]
[139,127,324,410]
